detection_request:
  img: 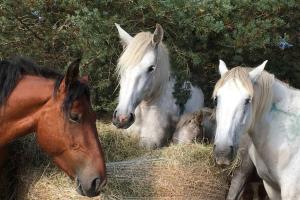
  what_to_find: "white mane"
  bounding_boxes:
[117,31,169,76]
[213,66,275,128]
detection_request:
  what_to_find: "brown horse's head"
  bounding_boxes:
[35,59,106,197]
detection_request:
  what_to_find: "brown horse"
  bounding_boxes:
[0,57,106,197]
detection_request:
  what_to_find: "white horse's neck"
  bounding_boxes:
[250,79,300,146]
[272,80,293,103]
[247,78,300,190]
[270,80,300,121]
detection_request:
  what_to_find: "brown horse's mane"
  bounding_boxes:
[0,56,90,115]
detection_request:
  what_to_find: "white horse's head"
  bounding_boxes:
[213,60,269,166]
[113,23,170,129]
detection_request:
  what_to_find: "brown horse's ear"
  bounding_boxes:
[64,58,81,89]
[152,24,164,46]
[58,58,81,95]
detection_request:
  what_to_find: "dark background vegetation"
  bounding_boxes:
[1,0,299,113]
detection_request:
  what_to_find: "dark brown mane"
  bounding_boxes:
[0,56,90,115]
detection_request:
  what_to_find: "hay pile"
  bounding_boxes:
[104,147,229,199]
[0,121,230,200]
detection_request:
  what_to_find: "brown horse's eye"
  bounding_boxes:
[69,112,82,123]
[71,143,80,150]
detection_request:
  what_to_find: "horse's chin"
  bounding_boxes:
[215,158,232,167]
[76,183,100,197]
[112,120,134,129]
[117,123,133,129]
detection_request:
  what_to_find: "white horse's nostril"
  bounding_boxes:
[113,110,117,118]
[129,113,135,122]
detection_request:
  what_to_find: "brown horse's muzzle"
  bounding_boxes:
[76,173,107,197]
[112,109,135,129]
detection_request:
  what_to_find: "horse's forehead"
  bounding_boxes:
[71,98,88,108]
[217,79,250,99]
[124,48,156,72]
[140,49,156,66]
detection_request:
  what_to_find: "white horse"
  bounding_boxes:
[171,107,265,199]
[213,60,300,199]
[112,23,204,149]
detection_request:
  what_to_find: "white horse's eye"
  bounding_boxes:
[147,65,155,73]
[213,96,218,106]
[245,98,251,105]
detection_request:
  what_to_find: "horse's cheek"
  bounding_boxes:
[36,108,66,155]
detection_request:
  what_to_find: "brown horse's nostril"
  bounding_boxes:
[91,177,101,194]
[76,176,103,197]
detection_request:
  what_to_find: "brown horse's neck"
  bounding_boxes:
[0,75,55,147]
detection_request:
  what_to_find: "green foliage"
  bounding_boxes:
[0,0,299,111]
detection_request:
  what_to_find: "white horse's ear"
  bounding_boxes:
[249,60,268,82]
[115,23,133,48]
[219,60,228,76]
[152,24,164,45]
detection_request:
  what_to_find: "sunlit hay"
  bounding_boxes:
[17,169,99,200]
[102,144,229,199]
[0,121,234,199]
[97,121,149,162]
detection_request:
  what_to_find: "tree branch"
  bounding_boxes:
[15,16,44,41]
